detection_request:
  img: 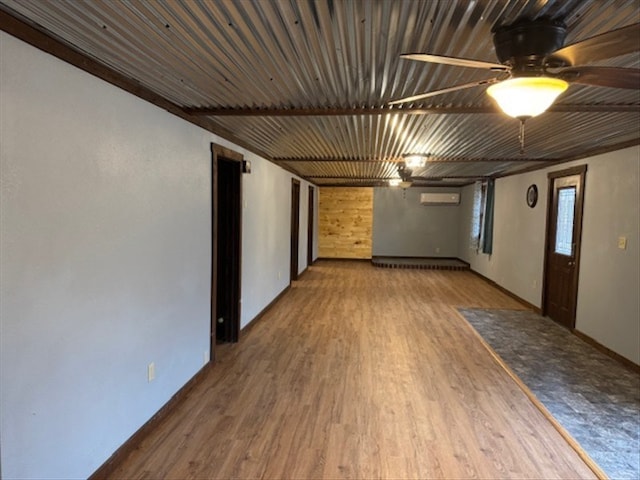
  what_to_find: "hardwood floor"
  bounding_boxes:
[107,261,597,479]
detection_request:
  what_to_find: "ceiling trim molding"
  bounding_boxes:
[184,106,498,116]
[496,139,640,179]
[184,104,640,116]
[308,175,487,180]
[274,157,554,163]
[315,181,476,188]
[0,7,275,162]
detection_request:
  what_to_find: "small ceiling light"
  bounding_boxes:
[486,77,568,119]
[388,178,401,187]
[402,154,428,169]
[399,180,413,189]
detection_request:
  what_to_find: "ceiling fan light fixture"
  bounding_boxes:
[402,154,428,169]
[486,77,568,118]
[388,178,402,187]
[399,180,413,189]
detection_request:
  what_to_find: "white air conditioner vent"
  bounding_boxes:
[420,192,460,205]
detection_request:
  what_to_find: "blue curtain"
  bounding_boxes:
[482,179,495,254]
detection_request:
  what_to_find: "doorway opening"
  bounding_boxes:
[211,144,242,359]
[542,165,587,329]
[290,179,300,283]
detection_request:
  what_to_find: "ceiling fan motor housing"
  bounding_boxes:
[397,163,412,181]
[492,18,568,73]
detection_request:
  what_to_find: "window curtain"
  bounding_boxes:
[470,181,482,251]
[482,179,495,254]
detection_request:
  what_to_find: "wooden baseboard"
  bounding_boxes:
[92,283,296,477]
[573,329,640,373]
[241,286,290,337]
[469,269,542,314]
[89,363,211,479]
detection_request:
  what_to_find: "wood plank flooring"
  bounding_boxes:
[107,261,597,479]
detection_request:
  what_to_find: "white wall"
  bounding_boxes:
[459,146,640,364]
[239,156,315,328]
[0,32,314,479]
[576,149,639,364]
[373,187,461,257]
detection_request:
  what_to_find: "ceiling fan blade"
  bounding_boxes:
[556,66,640,89]
[389,78,500,105]
[549,22,640,66]
[401,53,509,71]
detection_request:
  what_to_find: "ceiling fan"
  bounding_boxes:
[394,162,415,188]
[391,156,485,188]
[390,18,640,151]
[391,156,434,188]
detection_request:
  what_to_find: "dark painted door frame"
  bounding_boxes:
[211,143,243,361]
[307,186,315,267]
[290,179,301,283]
[542,165,587,330]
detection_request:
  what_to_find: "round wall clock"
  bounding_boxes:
[526,184,538,208]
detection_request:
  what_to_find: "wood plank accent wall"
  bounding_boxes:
[318,187,373,259]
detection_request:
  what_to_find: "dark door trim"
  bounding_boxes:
[542,164,587,329]
[290,179,301,283]
[307,186,315,267]
[211,143,243,361]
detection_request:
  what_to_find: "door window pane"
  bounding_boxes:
[555,187,576,256]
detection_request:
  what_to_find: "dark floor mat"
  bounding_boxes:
[459,308,640,480]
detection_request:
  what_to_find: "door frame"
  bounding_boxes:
[211,143,243,361]
[290,179,301,283]
[307,186,315,267]
[541,164,587,329]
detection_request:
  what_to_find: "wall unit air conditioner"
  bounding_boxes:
[420,192,460,205]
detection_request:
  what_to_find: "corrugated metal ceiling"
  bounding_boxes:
[1,0,638,186]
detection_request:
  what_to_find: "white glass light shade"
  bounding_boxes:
[486,77,568,118]
[399,180,413,189]
[403,154,427,169]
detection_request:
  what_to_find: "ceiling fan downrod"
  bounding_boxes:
[518,118,528,155]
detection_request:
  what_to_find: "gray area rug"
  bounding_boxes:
[459,308,640,480]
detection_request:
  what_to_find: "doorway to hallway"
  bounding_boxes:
[211,144,242,357]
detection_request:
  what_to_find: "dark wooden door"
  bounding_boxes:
[290,179,300,283]
[212,144,242,355]
[543,166,586,329]
[307,186,315,267]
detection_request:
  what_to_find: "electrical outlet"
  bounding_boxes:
[203,350,210,365]
[435,247,441,253]
[618,236,627,250]
[148,362,155,382]
[278,271,282,279]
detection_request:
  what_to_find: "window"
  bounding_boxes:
[471,181,487,252]
[555,186,576,256]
